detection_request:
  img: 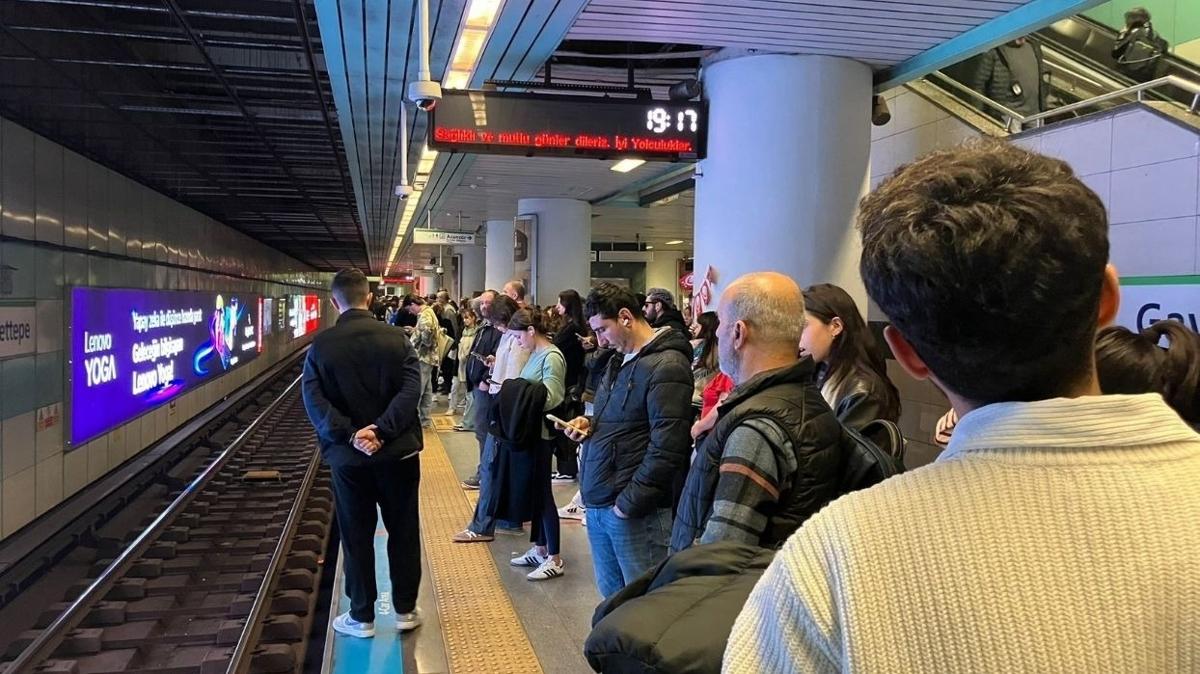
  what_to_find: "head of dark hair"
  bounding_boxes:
[858,140,1109,405]
[804,283,899,417]
[1096,322,1200,423]
[331,268,370,308]
[486,294,518,326]
[401,293,426,308]
[558,289,586,328]
[586,283,644,322]
[695,311,720,372]
[508,307,550,335]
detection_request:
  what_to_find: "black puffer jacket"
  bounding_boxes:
[586,542,774,673]
[581,329,694,518]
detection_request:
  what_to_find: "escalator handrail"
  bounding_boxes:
[926,71,1199,132]
[1021,74,1200,127]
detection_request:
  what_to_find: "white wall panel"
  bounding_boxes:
[1040,117,1113,176]
[1109,217,1198,276]
[35,135,63,245]
[1111,109,1200,171]
[1108,156,1199,224]
[2,121,36,241]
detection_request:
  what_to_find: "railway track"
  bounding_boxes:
[0,374,334,674]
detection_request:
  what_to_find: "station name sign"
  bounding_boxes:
[430,91,707,161]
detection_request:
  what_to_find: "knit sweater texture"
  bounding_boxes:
[724,394,1200,673]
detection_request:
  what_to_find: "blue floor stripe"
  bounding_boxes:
[329,514,405,674]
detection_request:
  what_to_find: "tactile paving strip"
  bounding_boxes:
[419,430,544,674]
[431,417,457,431]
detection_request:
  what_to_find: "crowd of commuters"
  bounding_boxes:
[302,139,1200,671]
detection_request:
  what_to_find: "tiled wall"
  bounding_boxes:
[866,90,1200,467]
[0,117,334,541]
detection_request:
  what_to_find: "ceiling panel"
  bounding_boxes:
[0,0,366,270]
[566,0,1027,68]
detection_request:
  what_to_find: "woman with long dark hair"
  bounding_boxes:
[690,311,721,408]
[800,284,900,429]
[1096,321,1200,427]
[550,289,589,481]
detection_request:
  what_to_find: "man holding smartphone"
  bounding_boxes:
[560,283,693,597]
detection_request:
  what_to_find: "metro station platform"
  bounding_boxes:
[322,405,596,674]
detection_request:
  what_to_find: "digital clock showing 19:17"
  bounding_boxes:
[429,91,707,161]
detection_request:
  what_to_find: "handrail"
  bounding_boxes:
[4,374,305,674]
[226,441,322,673]
[924,71,1025,131]
[925,71,1200,133]
[1021,74,1200,126]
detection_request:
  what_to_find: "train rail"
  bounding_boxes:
[0,368,332,674]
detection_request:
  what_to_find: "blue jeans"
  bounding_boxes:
[468,434,520,534]
[586,506,673,598]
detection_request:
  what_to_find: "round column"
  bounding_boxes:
[456,244,486,298]
[484,218,515,292]
[516,198,592,306]
[693,52,873,310]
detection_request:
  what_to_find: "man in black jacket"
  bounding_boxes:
[671,272,843,553]
[561,283,693,597]
[301,269,424,639]
[643,287,689,336]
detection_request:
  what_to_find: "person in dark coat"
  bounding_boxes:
[672,272,844,554]
[550,289,589,480]
[644,287,689,336]
[559,283,694,598]
[460,291,502,485]
[968,36,1049,118]
[301,269,424,638]
[1112,7,1169,83]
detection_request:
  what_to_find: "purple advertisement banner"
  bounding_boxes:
[70,287,261,447]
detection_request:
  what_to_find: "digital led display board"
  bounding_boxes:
[430,91,707,161]
[69,288,262,446]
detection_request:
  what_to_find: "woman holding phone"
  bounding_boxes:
[506,308,568,580]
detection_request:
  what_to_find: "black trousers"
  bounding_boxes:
[330,456,421,622]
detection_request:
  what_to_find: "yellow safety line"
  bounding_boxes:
[419,429,544,674]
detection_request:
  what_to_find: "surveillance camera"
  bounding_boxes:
[394,184,414,199]
[408,80,442,111]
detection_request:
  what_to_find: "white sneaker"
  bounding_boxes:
[581,512,587,527]
[332,612,375,638]
[526,558,565,581]
[558,493,586,521]
[510,546,547,567]
[396,609,421,632]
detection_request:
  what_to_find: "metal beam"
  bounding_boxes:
[874,0,1108,91]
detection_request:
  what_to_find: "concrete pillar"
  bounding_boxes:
[644,249,689,305]
[484,218,515,292]
[693,52,872,310]
[516,198,591,306]
[456,244,486,298]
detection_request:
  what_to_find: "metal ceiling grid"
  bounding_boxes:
[565,0,1029,67]
[0,0,364,270]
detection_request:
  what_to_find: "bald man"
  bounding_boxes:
[670,272,844,553]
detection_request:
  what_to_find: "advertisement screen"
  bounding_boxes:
[289,294,321,339]
[70,287,261,446]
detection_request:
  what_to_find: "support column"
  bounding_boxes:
[456,244,486,298]
[484,218,515,292]
[693,52,872,310]
[644,249,688,306]
[516,198,591,306]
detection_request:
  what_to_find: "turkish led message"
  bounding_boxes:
[70,288,262,446]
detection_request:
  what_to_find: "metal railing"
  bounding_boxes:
[4,374,305,673]
[925,71,1200,133]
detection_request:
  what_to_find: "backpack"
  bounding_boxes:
[1118,27,1165,66]
[838,419,905,495]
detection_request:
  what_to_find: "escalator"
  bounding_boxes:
[922,13,1200,135]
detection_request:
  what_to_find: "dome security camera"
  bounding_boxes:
[409,80,442,111]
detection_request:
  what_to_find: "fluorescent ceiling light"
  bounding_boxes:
[442,0,504,90]
[611,158,645,173]
[645,245,654,249]
[665,239,684,245]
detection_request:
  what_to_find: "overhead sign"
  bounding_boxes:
[430,91,707,161]
[1117,275,1199,332]
[0,303,36,359]
[413,230,476,246]
[70,288,262,447]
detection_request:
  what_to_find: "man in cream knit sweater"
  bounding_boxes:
[724,141,1200,673]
